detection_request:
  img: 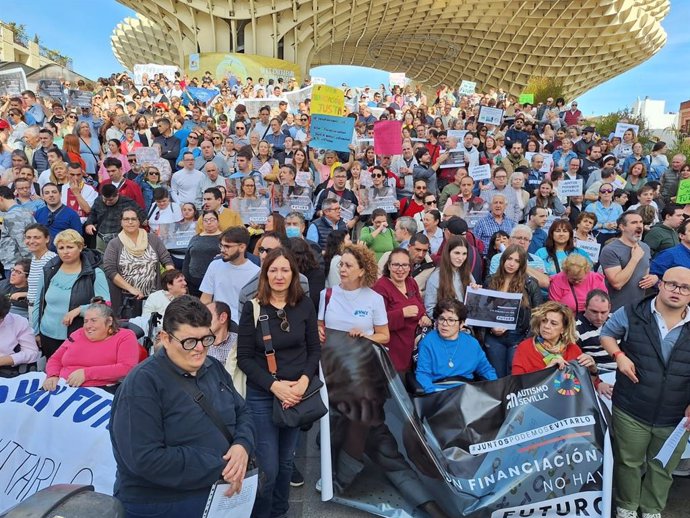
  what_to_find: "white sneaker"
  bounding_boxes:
[616,508,637,518]
[641,513,661,518]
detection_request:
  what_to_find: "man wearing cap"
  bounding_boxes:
[504,116,529,151]
[575,126,596,158]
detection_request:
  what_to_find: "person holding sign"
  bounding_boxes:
[416,298,496,393]
[484,245,543,377]
[613,127,636,162]
[110,296,255,518]
[512,301,597,376]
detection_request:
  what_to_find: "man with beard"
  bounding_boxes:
[413,147,448,195]
[199,226,260,325]
[501,141,530,175]
[398,179,428,218]
[600,211,657,311]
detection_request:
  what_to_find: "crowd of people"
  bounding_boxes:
[0,71,689,518]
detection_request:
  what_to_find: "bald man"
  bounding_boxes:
[600,266,690,518]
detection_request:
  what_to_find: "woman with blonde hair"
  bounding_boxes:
[48,161,69,189]
[512,301,598,377]
[548,254,607,313]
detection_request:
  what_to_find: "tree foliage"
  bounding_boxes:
[522,77,566,104]
[582,108,653,148]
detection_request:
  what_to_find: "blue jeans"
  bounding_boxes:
[122,493,208,518]
[484,330,525,377]
[246,386,300,518]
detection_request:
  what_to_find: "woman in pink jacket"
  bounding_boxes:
[42,303,141,392]
[548,254,607,314]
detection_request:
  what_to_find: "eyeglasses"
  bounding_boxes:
[513,236,531,242]
[300,118,309,122]
[325,207,341,212]
[67,115,77,120]
[188,135,198,139]
[10,268,26,276]
[212,136,222,140]
[128,158,136,163]
[372,174,384,178]
[425,200,437,205]
[276,309,290,332]
[148,171,160,176]
[390,263,410,270]
[662,281,690,296]
[438,317,460,325]
[258,246,274,255]
[168,331,216,350]
[599,188,613,194]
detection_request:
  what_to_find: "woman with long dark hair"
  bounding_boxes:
[287,237,325,310]
[534,219,591,277]
[483,244,543,376]
[424,235,473,318]
[238,249,320,518]
[324,229,352,288]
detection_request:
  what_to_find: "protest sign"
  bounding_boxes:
[273,185,315,220]
[389,73,407,87]
[469,163,492,181]
[232,197,271,225]
[477,106,503,125]
[309,114,355,153]
[37,79,66,104]
[464,210,489,229]
[243,98,285,117]
[188,53,200,71]
[359,186,398,214]
[519,93,535,104]
[524,152,554,173]
[447,129,468,142]
[614,123,639,139]
[560,179,584,197]
[0,373,117,514]
[576,239,602,264]
[464,286,522,330]
[283,85,313,112]
[68,90,93,108]
[373,120,402,156]
[311,84,344,116]
[611,175,627,189]
[185,87,219,104]
[676,178,690,204]
[133,63,178,86]
[0,67,27,96]
[440,150,466,169]
[134,147,160,163]
[311,76,327,85]
[321,332,612,518]
[459,80,477,95]
[156,222,197,250]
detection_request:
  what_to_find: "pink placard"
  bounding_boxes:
[373,120,403,156]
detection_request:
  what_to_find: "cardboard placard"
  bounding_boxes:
[459,80,477,95]
[469,164,491,181]
[614,123,639,139]
[560,179,584,197]
[0,67,27,96]
[310,114,356,153]
[576,239,601,264]
[311,84,344,116]
[373,120,403,156]
[676,178,690,205]
[477,106,504,125]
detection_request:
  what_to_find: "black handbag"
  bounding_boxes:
[255,301,327,428]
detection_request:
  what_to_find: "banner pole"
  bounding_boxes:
[318,362,334,501]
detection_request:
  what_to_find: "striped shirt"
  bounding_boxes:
[576,315,616,372]
[28,250,57,306]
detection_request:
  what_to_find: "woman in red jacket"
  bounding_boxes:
[373,248,431,373]
[512,301,598,380]
[42,303,141,392]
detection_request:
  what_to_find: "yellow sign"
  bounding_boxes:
[311,85,344,116]
[185,53,302,84]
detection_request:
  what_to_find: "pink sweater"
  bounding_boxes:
[548,271,607,313]
[46,328,141,387]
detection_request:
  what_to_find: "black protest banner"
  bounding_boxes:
[321,331,611,518]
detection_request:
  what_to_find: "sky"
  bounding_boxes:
[3,0,687,116]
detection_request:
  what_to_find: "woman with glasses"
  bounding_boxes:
[60,111,78,138]
[103,208,175,315]
[373,248,430,373]
[0,258,30,319]
[586,182,623,245]
[416,298,496,393]
[76,122,102,176]
[136,167,162,213]
[183,210,222,297]
[175,132,202,168]
[238,248,320,518]
[33,230,110,359]
[483,245,543,377]
[41,302,141,392]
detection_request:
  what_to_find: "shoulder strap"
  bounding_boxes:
[568,282,579,313]
[325,288,333,313]
[160,359,234,446]
[253,299,278,377]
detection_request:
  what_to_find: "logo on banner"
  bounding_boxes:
[554,372,581,396]
[505,385,549,409]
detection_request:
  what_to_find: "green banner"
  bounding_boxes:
[519,93,535,104]
[676,178,690,205]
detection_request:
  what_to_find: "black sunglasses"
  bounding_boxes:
[276,309,290,332]
[425,200,437,205]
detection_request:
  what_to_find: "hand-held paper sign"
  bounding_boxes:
[373,120,403,156]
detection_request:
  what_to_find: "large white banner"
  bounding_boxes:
[133,63,179,87]
[0,373,116,514]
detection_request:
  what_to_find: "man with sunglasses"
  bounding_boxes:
[110,295,255,517]
[600,266,690,518]
[230,121,250,147]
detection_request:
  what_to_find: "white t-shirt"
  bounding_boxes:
[318,285,388,336]
[200,258,260,324]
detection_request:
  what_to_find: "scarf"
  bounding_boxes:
[119,228,149,257]
[533,336,567,366]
